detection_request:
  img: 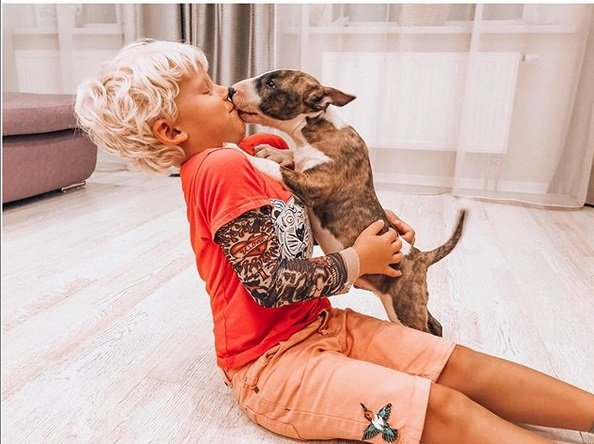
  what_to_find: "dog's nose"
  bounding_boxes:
[228,87,236,100]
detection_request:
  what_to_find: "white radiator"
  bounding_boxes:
[321,52,521,154]
[13,50,118,94]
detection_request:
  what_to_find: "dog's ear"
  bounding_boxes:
[325,87,356,107]
[306,87,356,110]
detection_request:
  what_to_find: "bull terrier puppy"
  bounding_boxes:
[229,69,466,336]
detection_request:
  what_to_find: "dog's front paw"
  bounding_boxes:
[224,142,283,182]
[254,144,294,168]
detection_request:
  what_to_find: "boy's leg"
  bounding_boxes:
[423,383,552,444]
[229,309,556,443]
[230,334,553,443]
[332,308,594,433]
[437,345,594,431]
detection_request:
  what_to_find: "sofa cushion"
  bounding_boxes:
[2,92,78,136]
[3,130,97,203]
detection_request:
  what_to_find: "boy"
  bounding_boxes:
[76,39,594,443]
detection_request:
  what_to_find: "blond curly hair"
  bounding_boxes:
[75,39,208,174]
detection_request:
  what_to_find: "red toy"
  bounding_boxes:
[238,133,289,156]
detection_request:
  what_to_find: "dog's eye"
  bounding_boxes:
[265,79,276,89]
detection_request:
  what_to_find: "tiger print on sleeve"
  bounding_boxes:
[215,206,351,308]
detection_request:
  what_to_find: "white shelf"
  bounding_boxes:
[282,22,576,36]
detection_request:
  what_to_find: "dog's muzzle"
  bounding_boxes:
[228,87,236,100]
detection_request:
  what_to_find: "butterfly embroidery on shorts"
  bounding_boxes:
[360,402,399,442]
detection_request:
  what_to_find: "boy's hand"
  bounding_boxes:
[254,144,295,168]
[384,209,415,245]
[352,220,403,277]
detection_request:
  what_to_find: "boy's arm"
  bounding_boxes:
[215,206,359,308]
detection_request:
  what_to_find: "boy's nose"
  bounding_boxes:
[228,87,236,100]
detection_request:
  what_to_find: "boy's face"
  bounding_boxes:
[173,69,245,153]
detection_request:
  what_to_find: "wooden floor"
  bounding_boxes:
[2,170,593,444]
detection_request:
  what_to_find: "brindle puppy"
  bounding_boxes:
[229,69,466,336]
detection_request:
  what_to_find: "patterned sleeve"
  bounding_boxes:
[215,206,353,308]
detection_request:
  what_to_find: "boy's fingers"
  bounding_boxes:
[384,209,399,225]
[362,219,385,235]
[382,227,398,241]
[393,219,415,243]
[401,229,415,244]
[392,252,404,263]
[385,267,402,277]
[396,228,415,245]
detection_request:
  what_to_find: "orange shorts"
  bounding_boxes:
[225,308,456,444]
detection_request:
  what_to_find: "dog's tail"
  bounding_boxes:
[423,209,467,265]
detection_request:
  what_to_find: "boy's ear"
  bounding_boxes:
[152,119,188,146]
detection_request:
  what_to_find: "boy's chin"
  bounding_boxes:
[230,125,247,144]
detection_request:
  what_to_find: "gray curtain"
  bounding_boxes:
[135,4,183,42]
[181,4,275,86]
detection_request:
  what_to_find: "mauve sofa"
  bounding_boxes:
[2,92,98,204]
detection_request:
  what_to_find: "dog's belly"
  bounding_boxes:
[308,211,344,254]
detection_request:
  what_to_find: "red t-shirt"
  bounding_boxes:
[180,147,330,370]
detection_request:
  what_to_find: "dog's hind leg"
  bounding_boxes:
[378,291,403,324]
[355,278,403,324]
